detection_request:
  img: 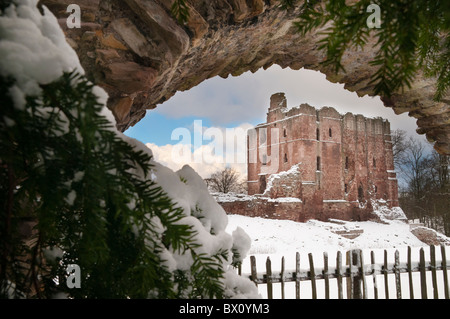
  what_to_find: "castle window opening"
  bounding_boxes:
[329,128,332,137]
[284,153,288,163]
[345,156,349,170]
[373,158,376,168]
[358,186,364,202]
[317,156,321,171]
[316,128,320,140]
[283,128,287,137]
[259,175,266,194]
[345,184,348,193]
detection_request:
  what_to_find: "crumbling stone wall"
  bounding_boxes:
[215,194,375,222]
[218,197,305,221]
[262,164,302,198]
[247,93,398,221]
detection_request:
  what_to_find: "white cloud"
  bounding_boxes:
[155,65,422,140]
[146,122,253,179]
[145,65,430,180]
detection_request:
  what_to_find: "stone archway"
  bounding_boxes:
[42,0,450,154]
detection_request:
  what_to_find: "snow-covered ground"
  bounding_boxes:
[225,214,450,299]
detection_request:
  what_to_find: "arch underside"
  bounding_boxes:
[43,0,450,154]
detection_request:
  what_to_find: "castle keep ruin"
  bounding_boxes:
[218,93,400,222]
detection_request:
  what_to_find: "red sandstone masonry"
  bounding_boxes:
[245,93,399,222]
[216,195,375,223]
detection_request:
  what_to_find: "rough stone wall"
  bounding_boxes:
[216,195,375,222]
[262,164,302,199]
[41,0,450,155]
[218,198,305,222]
[247,93,398,221]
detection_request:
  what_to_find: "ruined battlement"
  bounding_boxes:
[244,93,399,222]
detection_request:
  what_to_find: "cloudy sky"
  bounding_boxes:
[124,65,425,179]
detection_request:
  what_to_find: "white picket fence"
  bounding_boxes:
[238,245,449,299]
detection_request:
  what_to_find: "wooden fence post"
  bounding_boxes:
[430,245,438,299]
[371,250,378,299]
[280,256,285,299]
[441,244,449,299]
[347,250,352,299]
[295,252,300,299]
[266,257,273,299]
[324,252,330,299]
[308,253,317,299]
[351,249,363,299]
[360,250,367,299]
[250,255,257,287]
[394,250,402,299]
[419,247,427,299]
[408,246,414,299]
[336,251,343,299]
[384,249,389,299]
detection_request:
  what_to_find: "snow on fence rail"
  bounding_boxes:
[238,245,449,299]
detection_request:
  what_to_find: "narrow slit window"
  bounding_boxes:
[316,128,320,140]
[345,156,349,170]
[317,156,321,171]
[284,153,288,163]
[329,128,332,137]
[358,186,364,202]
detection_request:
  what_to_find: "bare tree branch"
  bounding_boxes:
[206,168,245,194]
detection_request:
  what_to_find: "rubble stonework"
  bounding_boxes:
[215,193,375,222]
[221,93,402,222]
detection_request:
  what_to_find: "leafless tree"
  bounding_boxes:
[391,129,408,169]
[400,137,428,199]
[397,135,450,235]
[206,167,246,194]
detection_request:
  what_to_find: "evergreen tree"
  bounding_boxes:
[0,71,225,298]
[171,0,190,24]
[172,0,449,100]
[281,0,450,101]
